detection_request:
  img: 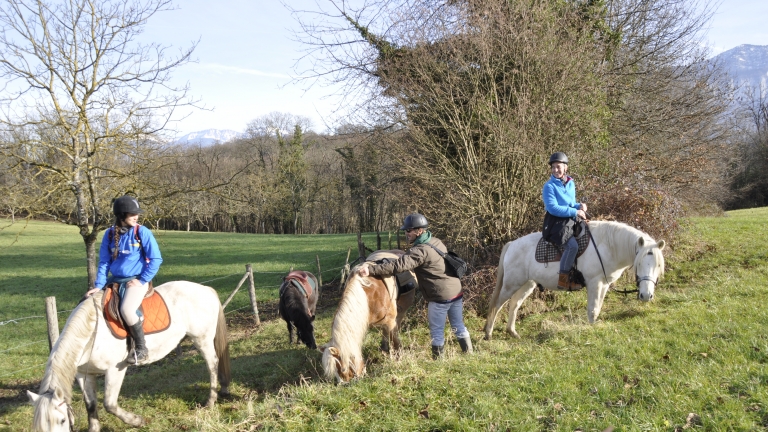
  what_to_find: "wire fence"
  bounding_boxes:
[0,247,359,379]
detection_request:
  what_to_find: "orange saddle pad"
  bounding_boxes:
[103,287,171,340]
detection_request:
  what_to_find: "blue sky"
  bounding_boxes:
[143,0,768,137]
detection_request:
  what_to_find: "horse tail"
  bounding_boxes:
[488,241,510,312]
[214,305,231,389]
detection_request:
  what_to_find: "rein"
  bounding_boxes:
[587,223,608,282]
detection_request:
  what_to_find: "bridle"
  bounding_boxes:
[58,399,76,432]
[613,250,659,298]
[41,391,75,432]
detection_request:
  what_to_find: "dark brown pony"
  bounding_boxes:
[319,250,415,383]
[278,271,320,349]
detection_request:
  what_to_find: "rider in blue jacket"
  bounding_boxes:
[85,195,162,364]
[543,152,587,290]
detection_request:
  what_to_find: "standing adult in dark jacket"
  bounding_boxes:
[358,213,472,359]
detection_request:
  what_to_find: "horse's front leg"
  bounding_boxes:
[587,280,610,323]
[505,281,537,339]
[286,320,295,344]
[76,372,100,432]
[103,365,143,427]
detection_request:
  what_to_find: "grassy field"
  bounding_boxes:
[2,209,768,431]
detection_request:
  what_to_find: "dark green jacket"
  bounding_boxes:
[368,237,461,302]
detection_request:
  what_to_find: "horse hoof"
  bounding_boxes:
[483,334,492,341]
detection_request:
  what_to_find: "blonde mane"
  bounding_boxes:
[38,293,100,402]
[322,251,400,380]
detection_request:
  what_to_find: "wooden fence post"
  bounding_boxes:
[315,255,323,286]
[397,230,401,249]
[376,231,381,250]
[357,232,365,259]
[388,231,392,249]
[45,296,59,352]
[222,271,251,309]
[246,264,260,326]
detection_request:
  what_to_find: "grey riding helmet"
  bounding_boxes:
[548,152,569,165]
[400,213,428,230]
[112,195,144,217]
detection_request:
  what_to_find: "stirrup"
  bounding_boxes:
[126,348,148,364]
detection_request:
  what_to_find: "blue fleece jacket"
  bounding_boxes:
[542,174,581,218]
[95,225,163,289]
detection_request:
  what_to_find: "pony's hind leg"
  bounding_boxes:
[505,281,537,338]
[484,279,519,340]
[191,335,220,407]
[103,366,143,427]
[76,373,100,432]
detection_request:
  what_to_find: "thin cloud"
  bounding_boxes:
[198,63,290,79]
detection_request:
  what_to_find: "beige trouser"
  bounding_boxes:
[120,281,149,326]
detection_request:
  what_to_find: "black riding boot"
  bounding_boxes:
[126,321,148,364]
[458,337,473,354]
[431,345,444,360]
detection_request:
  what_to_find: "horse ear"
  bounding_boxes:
[53,387,64,400]
[657,240,665,250]
[329,346,340,356]
[27,390,40,404]
[638,237,645,247]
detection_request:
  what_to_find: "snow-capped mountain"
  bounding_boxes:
[175,129,243,146]
[713,44,768,93]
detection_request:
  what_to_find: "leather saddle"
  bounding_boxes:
[102,282,171,340]
[283,271,315,298]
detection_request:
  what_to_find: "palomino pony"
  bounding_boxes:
[278,270,320,349]
[485,221,665,339]
[27,281,231,432]
[320,250,415,383]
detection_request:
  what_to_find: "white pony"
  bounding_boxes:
[485,221,665,339]
[27,281,231,432]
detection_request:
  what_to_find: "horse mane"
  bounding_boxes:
[31,390,60,432]
[38,293,100,403]
[589,221,664,275]
[323,251,401,380]
[323,271,369,379]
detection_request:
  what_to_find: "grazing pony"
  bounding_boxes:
[485,221,665,339]
[278,270,320,349]
[27,281,230,432]
[320,250,415,383]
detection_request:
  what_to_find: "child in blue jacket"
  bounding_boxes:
[85,195,162,364]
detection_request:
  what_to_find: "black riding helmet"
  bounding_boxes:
[400,213,428,230]
[112,195,144,218]
[548,152,569,165]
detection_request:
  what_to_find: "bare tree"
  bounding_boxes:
[0,0,196,286]
[291,0,733,252]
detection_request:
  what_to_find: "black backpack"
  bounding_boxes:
[425,243,468,279]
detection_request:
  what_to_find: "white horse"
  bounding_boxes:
[485,221,665,339]
[27,281,231,432]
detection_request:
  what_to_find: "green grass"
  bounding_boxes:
[2,209,768,431]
